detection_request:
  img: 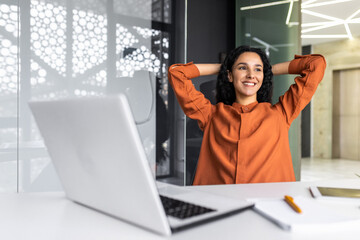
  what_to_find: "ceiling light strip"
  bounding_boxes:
[302,34,349,38]
[347,9,360,20]
[286,0,294,25]
[349,18,360,23]
[344,23,353,39]
[289,22,300,26]
[301,9,343,21]
[252,37,279,51]
[302,21,338,27]
[302,0,352,9]
[240,0,298,11]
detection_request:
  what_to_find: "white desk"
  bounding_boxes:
[2,179,360,240]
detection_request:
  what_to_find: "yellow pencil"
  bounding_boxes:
[284,195,302,214]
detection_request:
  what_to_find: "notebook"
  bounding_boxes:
[28,94,253,236]
[251,196,360,231]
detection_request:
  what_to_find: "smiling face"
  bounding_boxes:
[227,51,264,105]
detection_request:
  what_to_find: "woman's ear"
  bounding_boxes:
[227,70,233,83]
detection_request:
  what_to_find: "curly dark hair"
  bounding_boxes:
[216,46,273,105]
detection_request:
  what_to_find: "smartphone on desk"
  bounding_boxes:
[310,186,360,200]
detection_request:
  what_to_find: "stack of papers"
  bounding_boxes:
[251,196,360,231]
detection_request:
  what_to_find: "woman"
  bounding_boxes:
[168,46,326,185]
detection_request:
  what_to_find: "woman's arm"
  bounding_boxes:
[274,55,326,126]
[195,64,221,76]
[168,63,214,130]
[272,61,291,76]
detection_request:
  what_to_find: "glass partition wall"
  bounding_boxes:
[0,0,177,192]
[236,0,302,179]
[183,0,301,185]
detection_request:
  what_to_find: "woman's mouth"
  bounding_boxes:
[243,82,256,86]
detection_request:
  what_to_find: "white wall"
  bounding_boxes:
[312,36,360,159]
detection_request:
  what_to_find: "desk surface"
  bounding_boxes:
[2,179,360,240]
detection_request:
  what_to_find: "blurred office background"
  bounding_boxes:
[0,0,359,192]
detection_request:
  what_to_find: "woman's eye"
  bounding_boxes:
[239,66,246,70]
[255,68,262,72]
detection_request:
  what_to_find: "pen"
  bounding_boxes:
[284,195,302,214]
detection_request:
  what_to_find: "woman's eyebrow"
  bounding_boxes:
[235,62,263,67]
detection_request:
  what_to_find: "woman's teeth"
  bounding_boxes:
[244,82,255,86]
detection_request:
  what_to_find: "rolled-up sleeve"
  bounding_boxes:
[275,54,326,127]
[168,62,213,130]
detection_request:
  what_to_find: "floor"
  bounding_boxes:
[300,157,360,182]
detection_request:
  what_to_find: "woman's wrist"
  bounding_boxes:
[195,64,221,76]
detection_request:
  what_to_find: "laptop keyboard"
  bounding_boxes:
[160,195,216,219]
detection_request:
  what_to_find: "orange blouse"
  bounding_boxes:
[168,55,326,185]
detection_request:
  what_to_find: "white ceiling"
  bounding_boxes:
[240,0,360,46]
[302,0,360,45]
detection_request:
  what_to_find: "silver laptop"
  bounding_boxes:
[29,94,253,236]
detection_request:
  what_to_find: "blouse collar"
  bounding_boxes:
[232,101,258,113]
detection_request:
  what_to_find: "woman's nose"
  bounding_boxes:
[247,70,254,78]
